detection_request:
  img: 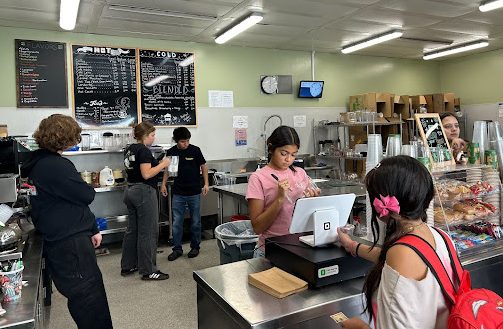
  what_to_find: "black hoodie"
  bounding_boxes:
[21,149,99,242]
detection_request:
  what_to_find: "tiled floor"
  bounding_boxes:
[44,238,221,329]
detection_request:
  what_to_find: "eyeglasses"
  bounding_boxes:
[443,124,459,130]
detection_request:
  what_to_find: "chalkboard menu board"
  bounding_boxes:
[15,39,67,108]
[139,49,196,126]
[71,45,138,128]
[415,113,454,167]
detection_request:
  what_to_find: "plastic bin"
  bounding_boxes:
[214,220,259,265]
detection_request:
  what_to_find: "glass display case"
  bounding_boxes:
[432,164,503,257]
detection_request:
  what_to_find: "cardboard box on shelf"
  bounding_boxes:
[393,95,411,119]
[376,92,393,118]
[349,93,377,112]
[410,95,427,113]
[0,125,7,138]
[444,93,455,112]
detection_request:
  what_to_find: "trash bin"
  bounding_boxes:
[214,220,259,265]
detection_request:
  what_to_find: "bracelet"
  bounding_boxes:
[355,243,362,257]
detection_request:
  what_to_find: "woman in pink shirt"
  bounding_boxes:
[246,126,320,257]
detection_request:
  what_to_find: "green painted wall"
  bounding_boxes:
[0,26,441,108]
[440,48,503,105]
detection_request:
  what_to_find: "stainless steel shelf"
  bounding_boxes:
[432,164,494,174]
[316,121,403,128]
[318,155,366,161]
[99,215,169,235]
[62,150,123,156]
[94,184,127,193]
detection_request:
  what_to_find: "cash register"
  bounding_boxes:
[265,194,372,288]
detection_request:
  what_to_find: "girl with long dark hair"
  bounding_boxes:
[246,125,320,257]
[338,156,455,329]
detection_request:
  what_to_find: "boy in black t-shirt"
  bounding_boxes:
[161,127,209,260]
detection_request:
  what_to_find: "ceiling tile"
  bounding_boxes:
[378,0,476,18]
[98,17,206,36]
[263,0,360,19]
[350,7,443,28]
[429,19,503,38]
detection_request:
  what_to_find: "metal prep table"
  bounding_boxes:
[212,181,367,225]
[0,232,45,329]
[193,257,368,329]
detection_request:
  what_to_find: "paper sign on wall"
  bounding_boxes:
[235,129,247,146]
[233,116,248,128]
[294,115,307,127]
[208,90,234,108]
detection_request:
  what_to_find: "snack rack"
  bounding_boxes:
[432,164,503,257]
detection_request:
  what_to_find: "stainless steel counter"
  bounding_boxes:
[212,181,366,225]
[0,232,44,329]
[193,257,367,329]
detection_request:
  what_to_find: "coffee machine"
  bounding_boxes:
[0,137,32,203]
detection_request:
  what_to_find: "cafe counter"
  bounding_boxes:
[193,257,368,329]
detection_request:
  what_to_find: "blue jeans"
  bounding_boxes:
[172,194,201,252]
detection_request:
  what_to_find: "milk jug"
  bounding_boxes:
[99,166,115,186]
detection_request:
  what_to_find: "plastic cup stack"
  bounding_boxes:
[482,167,501,225]
[366,134,383,170]
[385,134,402,157]
[488,121,503,178]
[365,134,384,243]
[472,121,488,164]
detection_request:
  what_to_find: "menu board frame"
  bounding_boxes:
[415,113,455,167]
[138,48,197,127]
[70,43,140,128]
[15,39,68,108]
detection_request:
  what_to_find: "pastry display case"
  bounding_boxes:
[432,164,503,257]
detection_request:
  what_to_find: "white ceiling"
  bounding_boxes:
[1,0,503,60]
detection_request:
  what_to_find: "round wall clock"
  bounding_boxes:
[261,76,278,94]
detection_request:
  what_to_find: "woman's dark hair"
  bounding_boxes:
[440,112,458,122]
[133,121,155,141]
[363,155,434,320]
[267,125,300,171]
[34,114,81,152]
[173,127,191,142]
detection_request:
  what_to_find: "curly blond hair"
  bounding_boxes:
[34,114,82,152]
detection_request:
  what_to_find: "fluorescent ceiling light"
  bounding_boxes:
[60,0,80,30]
[479,0,503,12]
[145,75,172,87]
[341,30,403,54]
[215,12,263,44]
[423,39,489,60]
[108,5,217,21]
[179,55,194,67]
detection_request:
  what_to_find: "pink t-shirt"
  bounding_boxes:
[246,165,309,250]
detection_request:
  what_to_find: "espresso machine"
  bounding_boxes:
[0,137,33,203]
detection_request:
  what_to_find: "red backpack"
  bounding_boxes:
[395,227,503,329]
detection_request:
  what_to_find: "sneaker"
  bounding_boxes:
[187,248,200,258]
[120,268,138,277]
[168,250,183,261]
[141,270,169,281]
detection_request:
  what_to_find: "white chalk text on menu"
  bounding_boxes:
[15,39,68,108]
[71,45,138,128]
[139,50,196,126]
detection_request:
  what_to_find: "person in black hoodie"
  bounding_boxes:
[22,114,112,329]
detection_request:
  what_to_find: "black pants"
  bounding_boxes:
[45,234,113,329]
[121,184,159,275]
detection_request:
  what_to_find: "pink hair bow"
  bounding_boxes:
[373,195,400,218]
